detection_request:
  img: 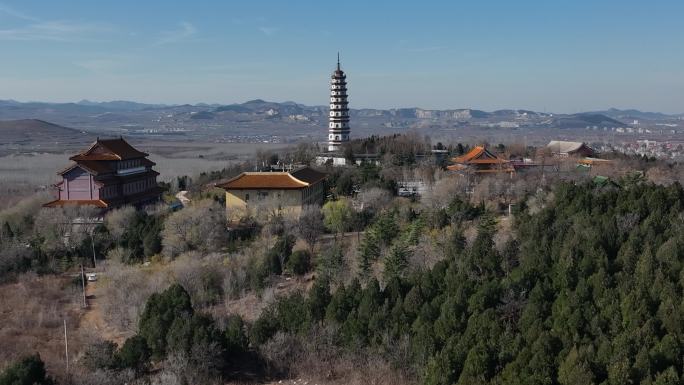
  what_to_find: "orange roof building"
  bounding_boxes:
[447,146,514,174]
[217,167,327,222]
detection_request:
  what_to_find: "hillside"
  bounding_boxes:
[552,113,625,128]
[0,119,84,137]
[590,108,677,121]
[0,119,92,155]
[3,132,684,384]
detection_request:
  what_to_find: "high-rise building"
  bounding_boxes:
[328,54,350,152]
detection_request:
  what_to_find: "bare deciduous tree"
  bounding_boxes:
[409,232,447,272]
[33,207,71,256]
[172,253,224,309]
[99,262,170,331]
[161,200,227,258]
[104,205,136,243]
[297,205,324,254]
[421,176,468,210]
[0,192,50,237]
[356,187,392,214]
[259,332,304,377]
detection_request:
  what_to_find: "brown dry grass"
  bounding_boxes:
[0,273,95,382]
[247,328,416,385]
[210,273,316,324]
[79,280,132,346]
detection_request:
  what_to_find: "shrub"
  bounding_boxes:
[224,314,249,353]
[118,335,151,372]
[286,250,312,275]
[322,199,353,235]
[82,341,118,370]
[138,284,194,358]
[0,354,53,385]
[265,234,296,276]
[143,231,162,258]
[250,307,280,346]
[317,244,344,282]
[166,313,225,359]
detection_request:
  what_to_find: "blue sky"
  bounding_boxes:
[0,0,682,113]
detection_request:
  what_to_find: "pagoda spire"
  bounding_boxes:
[327,55,350,152]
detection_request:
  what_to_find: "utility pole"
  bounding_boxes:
[90,229,96,269]
[80,264,87,308]
[64,319,69,375]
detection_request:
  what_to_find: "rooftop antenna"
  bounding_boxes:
[337,52,340,71]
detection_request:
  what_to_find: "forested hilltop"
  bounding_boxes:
[3,135,684,385]
[250,180,684,385]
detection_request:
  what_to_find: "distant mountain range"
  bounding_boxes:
[0,99,681,141]
[1,98,680,119]
[586,108,678,121]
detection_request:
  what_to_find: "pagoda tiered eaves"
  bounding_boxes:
[327,55,351,152]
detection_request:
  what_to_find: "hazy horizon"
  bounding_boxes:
[0,0,682,114]
[1,96,682,116]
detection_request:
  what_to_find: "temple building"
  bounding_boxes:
[44,137,163,209]
[546,141,596,158]
[217,166,326,222]
[328,54,350,152]
[447,145,514,174]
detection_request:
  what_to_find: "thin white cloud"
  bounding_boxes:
[0,20,114,42]
[0,3,114,42]
[74,57,130,73]
[0,3,38,21]
[258,26,278,36]
[156,21,197,45]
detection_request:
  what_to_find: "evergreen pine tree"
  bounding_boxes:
[384,242,409,281]
[358,228,380,277]
[1,221,13,241]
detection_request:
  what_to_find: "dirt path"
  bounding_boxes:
[79,280,130,345]
[175,190,191,206]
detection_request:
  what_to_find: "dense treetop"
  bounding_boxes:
[253,180,684,385]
